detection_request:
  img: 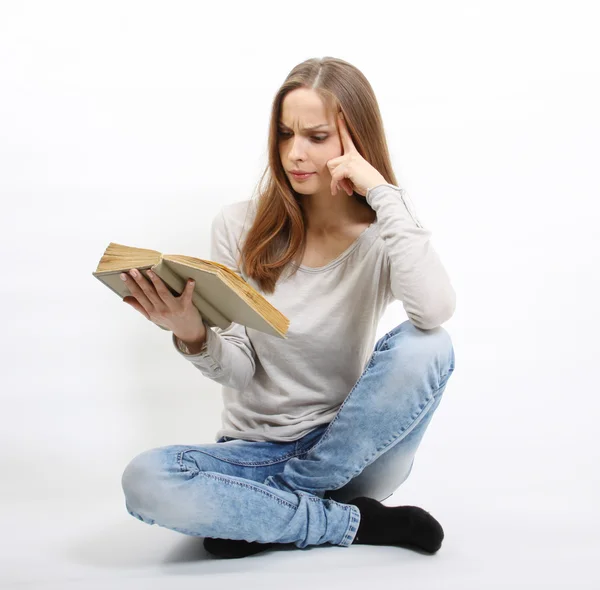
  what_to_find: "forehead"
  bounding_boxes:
[279,88,334,127]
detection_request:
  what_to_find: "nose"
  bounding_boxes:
[287,135,308,161]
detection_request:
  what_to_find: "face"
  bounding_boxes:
[277,88,342,195]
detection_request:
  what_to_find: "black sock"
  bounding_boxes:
[203,496,444,557]
[203,536,276,559]
[347,496,445,553]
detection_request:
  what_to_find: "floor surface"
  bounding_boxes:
[3,473,597,590]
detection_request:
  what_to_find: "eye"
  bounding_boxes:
[277,131,327,143]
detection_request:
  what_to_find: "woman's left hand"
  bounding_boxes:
[327,112,387,198]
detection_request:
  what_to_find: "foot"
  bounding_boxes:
[203,536,276,559]
[348,496,445,553]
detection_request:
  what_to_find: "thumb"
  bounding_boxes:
[186,279,196,300]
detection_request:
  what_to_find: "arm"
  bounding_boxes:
[366,183,456,330]
[172,206,257,390]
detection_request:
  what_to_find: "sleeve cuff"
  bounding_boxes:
[172,322,214,358]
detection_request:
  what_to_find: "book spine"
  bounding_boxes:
[149,261,231,330]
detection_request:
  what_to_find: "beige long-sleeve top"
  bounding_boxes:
[173,183,456,442]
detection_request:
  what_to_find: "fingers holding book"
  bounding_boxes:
[121,269,160,313]
[121,268,205,341]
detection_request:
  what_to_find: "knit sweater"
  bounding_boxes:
[172,183,455,442]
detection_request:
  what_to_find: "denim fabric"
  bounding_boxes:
[121,320,455,549]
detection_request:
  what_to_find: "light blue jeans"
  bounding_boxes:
[121,320,455,549]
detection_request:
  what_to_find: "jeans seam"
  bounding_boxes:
[324,392,436,491]
[179,447,307,468]
[341,505,361,546]
[198,471,298,509]
[312,378,448,492]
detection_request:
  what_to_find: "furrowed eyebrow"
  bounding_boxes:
[278,123,330,132]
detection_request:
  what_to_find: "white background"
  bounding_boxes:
[1,0,599,588]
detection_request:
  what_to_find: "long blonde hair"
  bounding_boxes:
[240,56,398,294]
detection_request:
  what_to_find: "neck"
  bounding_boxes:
[300,191,371,233]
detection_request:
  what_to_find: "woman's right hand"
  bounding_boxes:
[121,268,206,343]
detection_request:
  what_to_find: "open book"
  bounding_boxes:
[93,242,289,339]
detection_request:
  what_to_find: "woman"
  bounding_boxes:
[120,57,456,558]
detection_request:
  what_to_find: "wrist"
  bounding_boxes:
[176,324,208,353]
[367,175,387,192]
[177,334,207,355]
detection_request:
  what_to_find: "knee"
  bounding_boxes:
[420,323,454,368]
[122,447,209,530]
[121,448,165,513]
[387,320,455,374]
